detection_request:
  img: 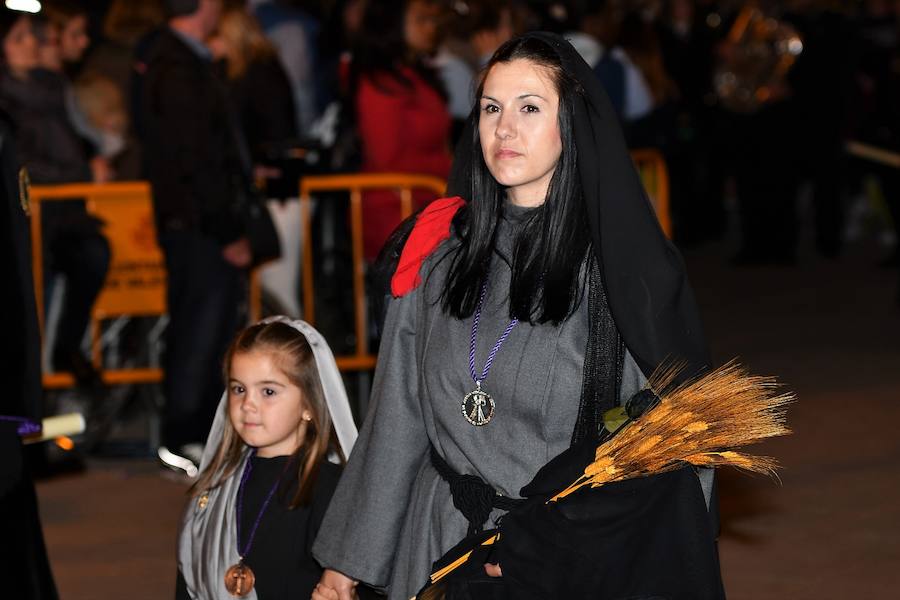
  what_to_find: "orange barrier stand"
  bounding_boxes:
[30,182,165,389]
[29,181,261,389]
[630,148,672,239]
[298,173,447,372]
[27,153,666,389]
[295,154,669,372]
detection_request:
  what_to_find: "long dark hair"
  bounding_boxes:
[442,36,590,325]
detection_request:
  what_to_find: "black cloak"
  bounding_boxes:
[0,105,60,600]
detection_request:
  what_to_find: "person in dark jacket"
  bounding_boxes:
[211,7,295,157]
[0,1,110,386]
[209,6,296,186]
[137,0,251,467]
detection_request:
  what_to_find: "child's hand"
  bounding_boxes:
[313,569,358,600]
[312,583,340,600]
[484,562,502,577]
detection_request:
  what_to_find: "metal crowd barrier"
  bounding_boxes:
[298,173,447,372]
[29,151,668,388]
[29,181,261,389]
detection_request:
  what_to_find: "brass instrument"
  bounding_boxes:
[713,2,804,113]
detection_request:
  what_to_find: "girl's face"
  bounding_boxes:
[478,59,562,207]
[228,350,311,458]
[3,16,39,76]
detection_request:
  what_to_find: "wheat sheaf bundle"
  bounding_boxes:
[417,361,792,598]
[551,360,793,502]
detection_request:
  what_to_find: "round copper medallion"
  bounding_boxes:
[224,562,256,597]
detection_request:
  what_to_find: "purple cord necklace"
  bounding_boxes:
[223,450,289,597]
[0,415,41,437]
[463,280,519,426]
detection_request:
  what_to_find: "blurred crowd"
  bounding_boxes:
[2,0,899,464]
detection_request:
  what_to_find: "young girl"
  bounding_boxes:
[176,317,357,600]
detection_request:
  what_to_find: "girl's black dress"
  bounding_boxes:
[176,455,340,599]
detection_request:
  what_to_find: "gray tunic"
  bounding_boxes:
[312,204,645,599]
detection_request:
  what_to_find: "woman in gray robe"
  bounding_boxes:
[313,33,712,600]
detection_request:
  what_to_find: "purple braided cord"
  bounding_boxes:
[0,415,42,436]
[235,450,283,559]
[469,281,519,385]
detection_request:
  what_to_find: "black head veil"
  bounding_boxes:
[447,31,710,379]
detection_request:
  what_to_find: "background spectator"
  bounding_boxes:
[210,6,296,171]
[317,0,365,107]
[0,5,110,387]
[211,5,301,319]
[563,1,655,123]
[42,0,89,77]
[711,1,802,265]
[78,0,166,180]
[658,0,723,245]
[437,0,514,143]
[33,0,115,182]
[249,0,321,137]
[70,72,133,176]
[851,0,900,266]
[138,0,251,466]
[351,0,452,260]
[83,0,166,96]
[33,13,62,72]
[784,0,857,259]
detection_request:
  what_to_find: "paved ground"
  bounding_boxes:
[35,240,900,599]
[686,243,900,599]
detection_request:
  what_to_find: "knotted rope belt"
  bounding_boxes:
[430,446,525,535]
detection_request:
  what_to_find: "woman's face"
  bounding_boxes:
[59,14,89,64]
[479,58,562,207]
[404,0,440,56]
[3,16,38,76]
[228,350,310,458]
[37,23,62,72]
[207,17,237,64]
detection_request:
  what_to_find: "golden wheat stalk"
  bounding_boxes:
[551,361,793,502]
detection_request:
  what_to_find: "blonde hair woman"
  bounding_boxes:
[210,8,296,162]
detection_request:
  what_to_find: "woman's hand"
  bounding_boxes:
[89,156,114,183]
[312,584,339,600]
[313,569,358,600]
[221,237,252,268]
[484,563,502,577]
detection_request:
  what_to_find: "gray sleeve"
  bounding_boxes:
[618,348,647,404]
[311,289,429,587]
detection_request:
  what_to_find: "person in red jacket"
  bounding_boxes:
[350,0,451,260]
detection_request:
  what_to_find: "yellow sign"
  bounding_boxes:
[85,188,167,318]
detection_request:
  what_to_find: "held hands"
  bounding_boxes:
[311,585,340,600]
[312,569,358,600]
